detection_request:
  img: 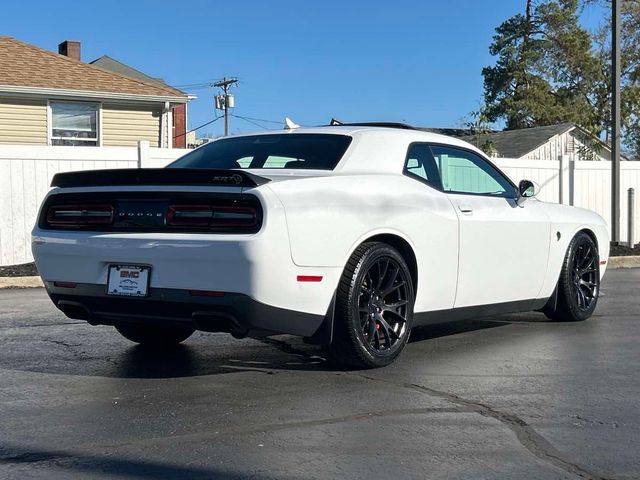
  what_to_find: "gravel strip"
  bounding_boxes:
[0,262,38,278]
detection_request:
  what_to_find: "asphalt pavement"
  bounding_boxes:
[0,269,638,480]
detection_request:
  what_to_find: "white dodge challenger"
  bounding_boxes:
[32,124,609,368]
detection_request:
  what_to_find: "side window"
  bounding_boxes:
[404,144,442,190]
[430,146,515,197]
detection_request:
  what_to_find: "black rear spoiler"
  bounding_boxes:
[50,168,271,188]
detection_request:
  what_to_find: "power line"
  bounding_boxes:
[234,114,310,128]
[175,85,214,91]
[171,80,218,89]
[232,114,284,125]
[173,115,222,139]
[230,114,271,130]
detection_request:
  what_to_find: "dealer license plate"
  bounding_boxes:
[107,265,150,297]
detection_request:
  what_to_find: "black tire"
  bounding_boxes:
[327,242,415,369]
[543,232,600,322]
[115,323,194,347]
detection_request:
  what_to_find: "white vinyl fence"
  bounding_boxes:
[0,144,638,266]
[0,142,188,265]
[497,156,640,246]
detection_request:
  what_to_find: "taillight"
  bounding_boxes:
[46,204,114,226]
[166,204,257,229]
[166,205,212,226]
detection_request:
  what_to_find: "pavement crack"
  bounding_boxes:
[43,339,82,348]
[348,372,614,480]
[246,336,616,479]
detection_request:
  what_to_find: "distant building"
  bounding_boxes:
[427,123,624,161]
[0,37,192,148]
[89,55,190,148]
[193,137,215,148]
[186,131,197,148]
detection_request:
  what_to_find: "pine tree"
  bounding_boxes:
[483,0,640,158]
[483,1,605,133]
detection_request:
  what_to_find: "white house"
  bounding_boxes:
[428,123,626,161]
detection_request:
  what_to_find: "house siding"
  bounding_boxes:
[524,131,571,160]
[0,98,47,145]
[101,104,161,147]
[524,131,610,161]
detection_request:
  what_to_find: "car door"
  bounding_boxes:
[403,143,458,312]
[429,145,551,308]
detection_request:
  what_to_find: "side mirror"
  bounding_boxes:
[517,179,538,205]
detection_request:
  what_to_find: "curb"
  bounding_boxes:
[0,276,44,289]
[608,255,640,269]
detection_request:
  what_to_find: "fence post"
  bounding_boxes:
[629,188,636,248]
[559,154,570,204]
[137,140,150,168]
[568,154,575,206]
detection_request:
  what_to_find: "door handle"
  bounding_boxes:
[458,205,473,213]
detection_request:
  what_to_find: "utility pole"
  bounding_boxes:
[214,77,238,136]
[611,0,621,243]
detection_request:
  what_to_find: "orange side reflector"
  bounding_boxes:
[297,275,323,282]
[600,260,607,265]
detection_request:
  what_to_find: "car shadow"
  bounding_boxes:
[0,313,549,379]
[111,338,329,379]
[0,442,286,480]
[409,318,508,343]
[114,317,526,378]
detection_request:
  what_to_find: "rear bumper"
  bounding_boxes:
[32,189,342,317]
[46,282,327,337]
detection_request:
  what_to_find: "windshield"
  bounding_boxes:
[168,133,352,170]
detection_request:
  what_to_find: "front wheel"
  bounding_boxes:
[543,232,600,322]
[327,242,415,369]
[115,323,194,347]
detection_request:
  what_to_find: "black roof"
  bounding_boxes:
[327,119,416,129]
[89,55,185,93]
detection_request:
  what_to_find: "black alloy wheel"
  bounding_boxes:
[328,242,415,368]
[544,232,600,322]
[358,256,411,353]
[571,240,599,311]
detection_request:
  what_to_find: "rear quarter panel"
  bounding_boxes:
[267,174,460,312]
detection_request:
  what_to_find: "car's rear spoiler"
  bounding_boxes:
[50,169,271,188]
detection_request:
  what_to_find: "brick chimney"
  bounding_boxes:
[58,40,81,61]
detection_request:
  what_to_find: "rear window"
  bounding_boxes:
[168,134,352,170]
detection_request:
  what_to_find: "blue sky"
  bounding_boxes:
[1,0,607,137]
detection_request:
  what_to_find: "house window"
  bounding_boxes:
[50,102,99,146]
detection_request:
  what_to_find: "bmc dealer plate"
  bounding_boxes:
[107,265,151,297]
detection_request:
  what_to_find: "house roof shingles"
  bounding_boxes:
[450,123,576,158]
[425,123,576,158]
[0,36,186,98]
